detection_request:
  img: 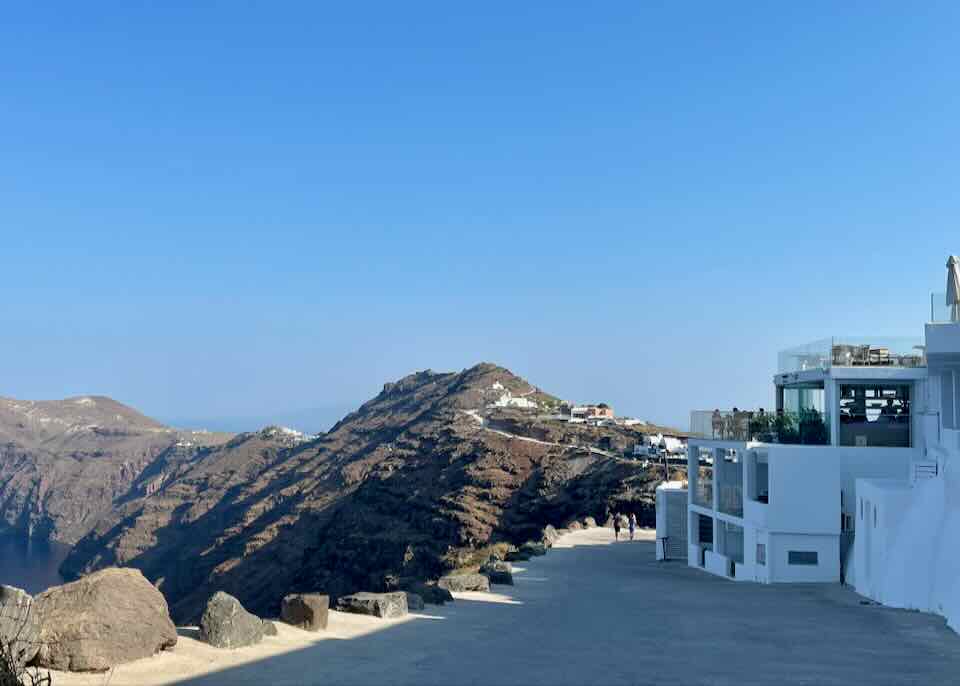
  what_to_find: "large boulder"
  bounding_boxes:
[0,585,39,668]
[32,568,177,672]
[199,592,264,649]
[402,582,454,606]
[437,573,490,593]
[541,525,559,547]
[403,592,425,612]
[505,548,531,562]
[583,516,597,528]
[337,592,407,619]
[480,560,514,586]
[280,594,329,632]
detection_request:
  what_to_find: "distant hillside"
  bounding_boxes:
[61,363,675,623]
[163,404,355,435]
[0,395,232,543]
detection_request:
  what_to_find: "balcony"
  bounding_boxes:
[778,337,925,374]
[690,409,830,445]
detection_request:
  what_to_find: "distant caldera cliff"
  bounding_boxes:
[0,395,234,544]
[2,364,683,623]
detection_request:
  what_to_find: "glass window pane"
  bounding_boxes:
[839,384,911,447]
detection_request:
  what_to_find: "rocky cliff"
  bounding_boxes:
[60,364,673,623]
[0,395,231,543]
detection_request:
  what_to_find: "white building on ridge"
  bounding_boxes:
[681,261,960,632]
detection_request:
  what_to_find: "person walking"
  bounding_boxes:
[628,513,637,541]
[613,513,621,541]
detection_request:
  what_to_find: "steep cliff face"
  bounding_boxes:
[61,364,668,623]
[0,396,230,543]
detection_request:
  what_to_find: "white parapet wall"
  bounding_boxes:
[855,451,960,632]
[705,550,731,578]
[655,481,688,561]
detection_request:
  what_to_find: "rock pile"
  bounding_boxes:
[480,560,514,586]
[520,541,547,557]
[402,582,454,605]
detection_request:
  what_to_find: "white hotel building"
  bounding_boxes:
[684,283,960,620]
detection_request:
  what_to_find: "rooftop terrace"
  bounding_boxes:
[778,336,925,374]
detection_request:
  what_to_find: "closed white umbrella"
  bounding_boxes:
[948,255,960,322]
[948,256,960,322]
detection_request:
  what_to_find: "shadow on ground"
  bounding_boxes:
[173,533,960,686]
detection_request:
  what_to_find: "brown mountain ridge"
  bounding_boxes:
[7,365,675,623]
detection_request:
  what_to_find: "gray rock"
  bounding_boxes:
[520,541,547,557]
[480,560,514,586]
[583,516,597,528]
[280,593,329,632]
[404,592,425,612]
[33,568,177,672]
[0,585,39,668]
[262,620,278,636]
[337,592,408,619]
[437,573,490,593]
[505,548,531,562]
[199,591,265,649]
[403,582,454,605]
[541,525,559,547]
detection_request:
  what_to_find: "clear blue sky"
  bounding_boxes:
[2,2,958,431]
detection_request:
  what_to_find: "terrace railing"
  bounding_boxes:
[690,409,830,445]
[778,337,925,373]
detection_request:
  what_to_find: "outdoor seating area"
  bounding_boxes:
[831,343,924,368]
[778,337,925,373]
[689,408,830,445]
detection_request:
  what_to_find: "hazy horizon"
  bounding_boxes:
[3,4,958,430]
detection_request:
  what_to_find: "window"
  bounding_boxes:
[756,543,766,566]
[942,371,956,431]
[788,551,818,566]
[839,384,911,447]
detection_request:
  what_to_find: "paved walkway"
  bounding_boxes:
[54,528,960,685]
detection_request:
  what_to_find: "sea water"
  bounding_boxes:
[0,533,70,594]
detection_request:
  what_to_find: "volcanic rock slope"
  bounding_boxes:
[62,364,665,623]
[0,395,231,543]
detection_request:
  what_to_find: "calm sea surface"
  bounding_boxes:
[0,534,70,594]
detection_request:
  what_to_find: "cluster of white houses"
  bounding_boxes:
[657,260,960,631]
